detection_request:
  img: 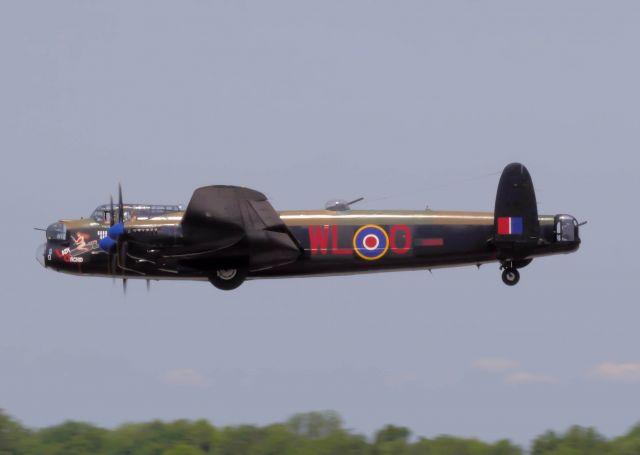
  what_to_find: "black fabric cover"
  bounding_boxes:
[180,185,300,270]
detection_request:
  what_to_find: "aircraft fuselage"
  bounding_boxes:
[37,209,580,281]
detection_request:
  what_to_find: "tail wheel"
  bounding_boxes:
[501,268,520,286]
[209,268,247,291]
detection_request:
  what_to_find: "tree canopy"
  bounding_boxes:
[1,409,639,455]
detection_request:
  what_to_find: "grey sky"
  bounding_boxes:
[1,0,639,445]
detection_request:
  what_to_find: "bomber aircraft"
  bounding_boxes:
[36,163,582,290]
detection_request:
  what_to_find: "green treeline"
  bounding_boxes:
[2,409,640,455]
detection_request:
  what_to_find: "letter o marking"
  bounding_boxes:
[390,224,411,255]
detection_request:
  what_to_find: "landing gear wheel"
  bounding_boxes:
[209,268,247,291]
[501,268,520,286]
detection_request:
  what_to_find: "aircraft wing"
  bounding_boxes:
[169,185,301,271]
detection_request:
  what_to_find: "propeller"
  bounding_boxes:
[99,195,120,251]
[110,194,115,227]
[118,183,124,227]
[99,184,128,293]
[115,184,127,294]
[109,195,116,277]
[99,184,152,294]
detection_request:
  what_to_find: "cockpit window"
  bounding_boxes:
[90,204,183,223]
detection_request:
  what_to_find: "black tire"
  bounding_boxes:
[501,268,520,286]
[209,268,247,291]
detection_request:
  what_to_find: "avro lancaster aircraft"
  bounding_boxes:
[36,163,582,290]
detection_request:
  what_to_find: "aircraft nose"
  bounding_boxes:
[36,243,46,268]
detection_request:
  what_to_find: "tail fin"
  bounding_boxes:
[494,163,540,246]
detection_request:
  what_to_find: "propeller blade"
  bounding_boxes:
[118,183,124,225]
[114,184,127,277]
[116,239,128,271]
[117,241,124,268]
[122,278,127,295]
[110,195,115,227]
[146,279,150,292]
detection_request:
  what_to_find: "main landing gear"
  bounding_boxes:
[209,268,247,290]
[500,262,520,286]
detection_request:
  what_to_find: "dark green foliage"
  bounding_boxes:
[286,411,343,439]
[373,424,411,455]
[531,426,610,455]
[532,431,561,455]
[215,424,265,455]
[35,421,109,455]
[409,435,521,455]
[375,425,411,445]
[0,410,31,454]
[107,419,218,455]
[609,423,640,455]
[2,408,640,455]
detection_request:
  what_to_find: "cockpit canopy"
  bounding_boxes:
[90,204,184,223]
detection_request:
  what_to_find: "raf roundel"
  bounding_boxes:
[353,225,389,260]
